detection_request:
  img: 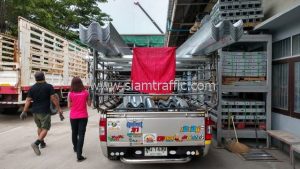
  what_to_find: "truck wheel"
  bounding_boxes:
[50,94,60,115]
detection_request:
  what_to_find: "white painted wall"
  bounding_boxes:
[272,113,300,137]
[263,0,300,19]
[272,19,300,42]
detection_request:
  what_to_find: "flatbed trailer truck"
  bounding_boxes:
[0,17,89,112]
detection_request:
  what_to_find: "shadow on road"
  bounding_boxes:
[0,108,20,115]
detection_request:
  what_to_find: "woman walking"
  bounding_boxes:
[68,77,91,162]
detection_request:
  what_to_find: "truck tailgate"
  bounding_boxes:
[106,111,206,147]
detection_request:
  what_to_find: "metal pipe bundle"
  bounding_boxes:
[176,17,243,58]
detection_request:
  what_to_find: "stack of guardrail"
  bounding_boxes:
[210,0,263,27]
[116,96,189,111]
[176,19,243,57]
[222,51,267,77]
[79,22,132,57]
[221,98,266,129]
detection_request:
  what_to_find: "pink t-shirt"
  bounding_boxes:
[69,90,89,119]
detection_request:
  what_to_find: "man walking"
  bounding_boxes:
[20,71,63,156]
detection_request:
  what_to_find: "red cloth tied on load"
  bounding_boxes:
[131,47,176,94]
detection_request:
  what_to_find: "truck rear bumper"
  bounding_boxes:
[107,146,207,163]
[120,157,192,164]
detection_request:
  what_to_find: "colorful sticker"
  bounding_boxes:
[127,133,143,137]
[128,137,143,145]
[143,133,157,144]
[127,120,143,145]
[157,134,204,142]
[107,120,121,131]
[127,120,143,135]
[180,125,201,133]
[108,135,124,142]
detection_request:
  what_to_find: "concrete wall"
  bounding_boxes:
[263,0,300,19]
[272,113,300,138]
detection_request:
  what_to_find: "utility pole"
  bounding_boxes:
[134,1,164,34]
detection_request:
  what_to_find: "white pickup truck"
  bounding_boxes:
[80,21,215,164]
[99,108,212,163]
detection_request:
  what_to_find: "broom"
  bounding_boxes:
[226,116,250,154]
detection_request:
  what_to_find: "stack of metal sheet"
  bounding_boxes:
[221,98,266,129]
[210,0,264,26]
[222,51,267,77]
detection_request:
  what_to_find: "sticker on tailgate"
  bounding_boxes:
[180,125,202,133]
[107,120,121,131]
[108,135,125,142]
[143,133,157,144]
[127,120,143,136]
[156,134,204,142]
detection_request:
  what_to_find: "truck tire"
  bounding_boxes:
[50,94,60,115]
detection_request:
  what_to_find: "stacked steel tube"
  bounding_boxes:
[211,0,264,26]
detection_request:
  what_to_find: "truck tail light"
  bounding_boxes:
[205,116,212,140]
[99,117,107,142]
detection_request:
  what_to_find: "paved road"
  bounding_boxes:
[0,108,298,169]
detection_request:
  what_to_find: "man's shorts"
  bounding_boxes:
[33,113,51,130]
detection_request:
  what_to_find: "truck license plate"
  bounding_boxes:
[144,147,167,156]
